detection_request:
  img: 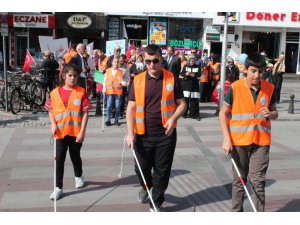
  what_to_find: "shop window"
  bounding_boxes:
[168,18,203,41]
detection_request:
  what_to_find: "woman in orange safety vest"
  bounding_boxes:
[103,57,124,126]
[45,64,90,201]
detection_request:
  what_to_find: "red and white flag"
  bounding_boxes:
[126,41,135,61]
[23,49,35,73]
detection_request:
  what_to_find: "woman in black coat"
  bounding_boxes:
[180,56,200,120]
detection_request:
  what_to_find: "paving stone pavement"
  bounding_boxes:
[0,76,300,212]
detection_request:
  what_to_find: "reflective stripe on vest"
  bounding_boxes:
[228,113,267,121]
[229,125,271,132]
[162,100,175,106]
[54,110,82,121]
[136,106,144,112]
[57,121,82,129]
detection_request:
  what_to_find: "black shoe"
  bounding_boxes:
[105,121,112,126]
[114,120,121,126]
[150,203,164,212]
[196,116,201,121]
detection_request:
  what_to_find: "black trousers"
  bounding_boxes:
[183,97,199,118]
[134,129,177,206]
[56,135,83,189]
[120,86,127,115]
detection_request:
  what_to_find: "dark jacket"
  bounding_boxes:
[41,58,59,80]
[69,54,90,76]
[163,54,181,78]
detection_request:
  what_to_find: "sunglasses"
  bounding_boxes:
[191,51,196,54]
[145,58,160,65]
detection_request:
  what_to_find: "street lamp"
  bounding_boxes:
[218,12,231,113]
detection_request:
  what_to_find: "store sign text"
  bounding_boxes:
[169,39,202,48]
[246,12,300,22]
[13,15,49,28]
[67,14,92,29]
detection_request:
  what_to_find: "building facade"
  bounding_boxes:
[105,12,212,55]
[212,12,300,74]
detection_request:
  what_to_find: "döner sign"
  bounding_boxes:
[67,14,92,29]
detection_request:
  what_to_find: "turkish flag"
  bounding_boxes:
[23,50,35,73]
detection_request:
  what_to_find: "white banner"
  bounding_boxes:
[39,36,68,53]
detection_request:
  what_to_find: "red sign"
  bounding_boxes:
[8,14,55,28]
[246,12,286,21]
[246,12,300,22]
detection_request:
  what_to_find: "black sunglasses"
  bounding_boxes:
[145,58,160,65]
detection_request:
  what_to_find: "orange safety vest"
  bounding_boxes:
[228,78,274,146]
[64,50,77,64]
[200,67,209,83]
[50,86,85,139]
[210,62,220,81]
[105,68,123,95]
[134,69,177,135]
[181,59,187,72]
[98,56,109,72]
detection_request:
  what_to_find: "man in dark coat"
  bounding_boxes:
[68,43,90,90]
[41,50,59,91]
[163,46,181,78]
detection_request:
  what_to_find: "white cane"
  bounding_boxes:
[53,137,56,212]
[229,153,257,212]
[117,135,127,178]
[131,148,157,212]
[101,93,105,132]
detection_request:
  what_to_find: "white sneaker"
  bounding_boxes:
[75,176,84,189]
[49,187,63,200]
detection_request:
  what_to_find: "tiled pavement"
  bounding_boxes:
[0,78,300,212]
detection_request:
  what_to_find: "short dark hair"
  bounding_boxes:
[245,52,266,69]
[62,64,79,76]
[167,46,175,52]
[144,44,162,56]
[71,43,77,50]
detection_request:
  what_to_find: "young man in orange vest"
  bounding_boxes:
[219,52,278,212]
[126,44,186,212]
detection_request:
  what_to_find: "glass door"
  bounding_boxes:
[16,35,28,67]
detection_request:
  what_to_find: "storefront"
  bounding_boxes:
[55,13,106,51]
[7,13,55,67]
[105,12,212,55]
[212,12,300,74]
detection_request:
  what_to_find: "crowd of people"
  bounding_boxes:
[43,42,283,212]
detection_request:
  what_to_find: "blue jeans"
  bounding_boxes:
[106,94,121,122]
